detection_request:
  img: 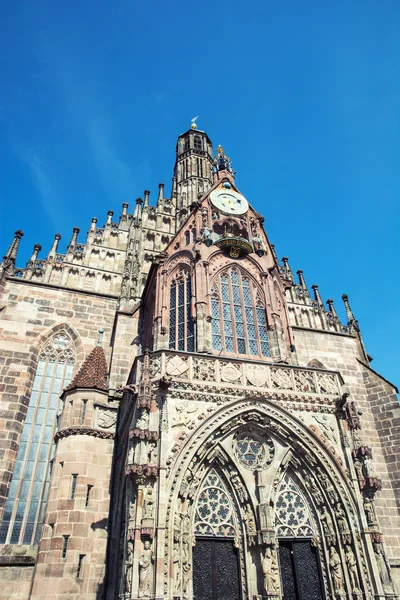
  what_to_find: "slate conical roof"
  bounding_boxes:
[65,345,108,392]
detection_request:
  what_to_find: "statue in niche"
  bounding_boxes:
[354,458,364,481]
[304,472,323,505]
[373,543,395,594]
[317,469,338,504]
[182,561,191,597]
[143,488,154,519]
[244,505,257,545]
[345,546,361,593]
[229,470,248,503]
[138,540,154,598]
[320,506,336,544]
[329,547,344,594]
[125,540,134,594]
[363,455,376,478]
[363,498,378,527]
[129,498,137,524]
[128,443,135,464]
[314,414,337,445]
[136,410,149,430]
[352,428,363,448]
[335,504,349,534]
[173,542,181,593]
[262,547,280,594]
[148,441,158,465]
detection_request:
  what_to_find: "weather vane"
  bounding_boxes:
[191,116,199,129]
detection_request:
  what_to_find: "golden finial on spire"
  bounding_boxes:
[216,145,224,154]
[191,116,198,130]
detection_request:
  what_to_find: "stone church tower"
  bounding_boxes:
[0,122,399,600]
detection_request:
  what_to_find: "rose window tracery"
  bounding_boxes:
[194,470,236,537]
[274,472,316,538]
[233,432,274,471]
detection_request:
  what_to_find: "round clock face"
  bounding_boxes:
[210,189,249,216]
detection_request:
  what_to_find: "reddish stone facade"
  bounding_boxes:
[0,125,398,600]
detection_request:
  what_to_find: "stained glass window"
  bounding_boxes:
[233,432,275,471]
[0,333,74,545]
[211,268,271,357]
[194,470,237,538]
[169,272,194,352]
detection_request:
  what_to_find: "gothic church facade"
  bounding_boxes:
[0,124,399,600]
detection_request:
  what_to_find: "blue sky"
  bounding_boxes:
[1,1,399,384]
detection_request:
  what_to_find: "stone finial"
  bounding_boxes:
[282,257,294,281]
[47,234,61,259]
[121,203,128,217]
[106,211,114,227]
[157,183,165,205]
[144,190,150,207]
[312,284,325,309]
[26,244,42,267]
[326,298,339,319]
[67,227,79,253]
[342,294,359,330]
[297,270,308,291]
[133,198,143,220]
[90,218,98,232]
[2,230,24,263]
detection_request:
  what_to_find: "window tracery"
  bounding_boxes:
[211,268,270,357]
[275,472,316,538]
[194,470,237,538]
[169,271,194,352]
[0,332,75,545]
[233,431,275,471]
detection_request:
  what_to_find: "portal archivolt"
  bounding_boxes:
[166,400,371,600]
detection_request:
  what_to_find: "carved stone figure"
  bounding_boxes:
[262,547,280,594]
[143,488,154,519]
[138,540,154,597]
[128,443,135,464]
[363,456,376,478]
[244,505,257,545]
[229,470,248,503]
[148,442,158,465]
[320,506,336,545]
[304,472,323,505]
[345,546,361,593]
[173,400,198,427]
[314,414,337,444]
[354,458,364,481]
[182,561,191,597]
[335,503,350,542]
[173,542,181,593]
[329,547,344,594]
[317,469,338,504]
[136,410,149,430]
[364,498,377,527]
[373,543,394,594]
[129,499,136,523]
[125,540,134,594]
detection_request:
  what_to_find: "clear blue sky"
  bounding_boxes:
[1,1,399,385]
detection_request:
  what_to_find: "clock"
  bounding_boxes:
[210,189,249,216]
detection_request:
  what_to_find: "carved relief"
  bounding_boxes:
[246,364,268,387]
[166,355,189,377]
[270,367,292,389]
[220,362,241,383]
[97,408,117,429]
[173,400,198,428]
[138,540,154,598]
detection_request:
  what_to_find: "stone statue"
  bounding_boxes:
[363,456,376,478]
[329,546,344,594]
[364,498,377,527]
[173,542,181,593]
[354,458,364,480]
[373,543,394,594]
[125,541,134,594]
[148,442,158,465]
[229,470,248,503]
[262,547,280,594]
[128,443,135,464]
[143,488,154,519]
[136,410,149,430]
[345,546,361,593]
[244,505,257,545]
[314,414,337,444]
[304,472,323,505]
[129,499,136,523]
[138,540,154,597]
[335,504,348,533]
[320,506,336,543]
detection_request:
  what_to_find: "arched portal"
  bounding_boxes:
[166,399,371,600]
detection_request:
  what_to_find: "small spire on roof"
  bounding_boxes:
[97,328,104,346]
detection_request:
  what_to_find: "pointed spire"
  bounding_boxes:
[67,227,79,252]
[326,298,339,320]
[64,335,108,393]
[47,234,61,260]
[105,211,114,228]
[282,257,294,281]
[2,230,24,271]
[157,183,165,206]
[297,270,308,292]
[144,190,150,208]
[90,218,98,232]
[133,198,143,221]
[342,294,359,331]
[26,244,41,268]
[311,284,325,309]
[121,203,128,218]
[296,270,311,303]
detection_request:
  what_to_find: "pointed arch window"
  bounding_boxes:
[211,268,270,357]
[194,469,237,538]
[0,333,75,545]
[169,271,194,352]
[194,135,202,151]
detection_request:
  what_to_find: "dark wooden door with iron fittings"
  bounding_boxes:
[279,540,325,600]
[193,538,241,600]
